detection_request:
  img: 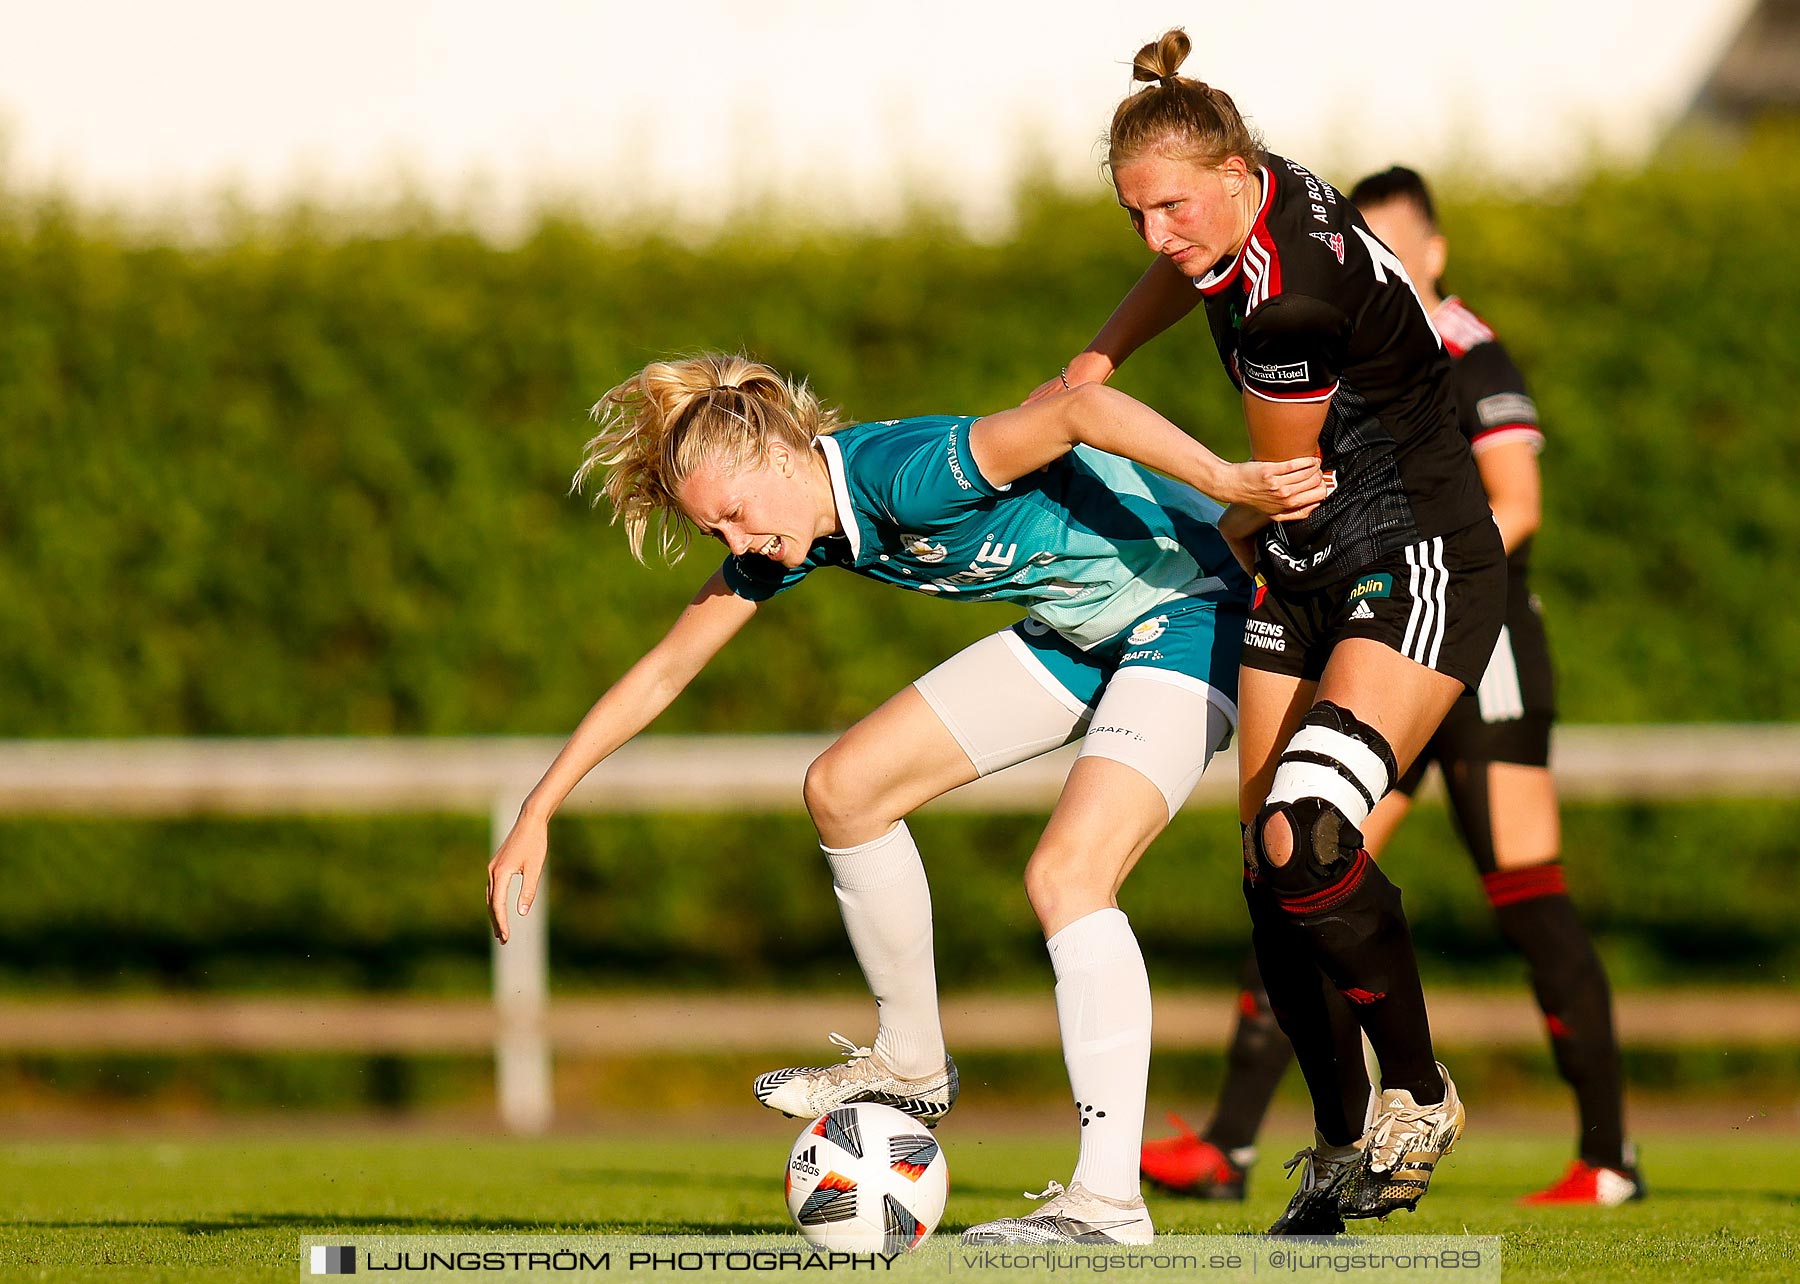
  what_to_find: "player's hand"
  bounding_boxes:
[487,816,549,944]
[1228,457,1328,519]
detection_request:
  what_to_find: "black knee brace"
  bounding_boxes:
[1251,702,1397,894]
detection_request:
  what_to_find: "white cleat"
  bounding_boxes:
[1338,1062,1466,1220]
[753,1033,958,1127]
[960,1180,1154,1246]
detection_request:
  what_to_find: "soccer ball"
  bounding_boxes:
[784,1103,948,1253]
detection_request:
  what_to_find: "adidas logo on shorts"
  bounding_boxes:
[1350,600,1375,621]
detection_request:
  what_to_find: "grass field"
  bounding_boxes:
[3,1115,1796,1283]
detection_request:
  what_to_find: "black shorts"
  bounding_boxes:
[1396,581,1556,792]
[1242,518,1507,692]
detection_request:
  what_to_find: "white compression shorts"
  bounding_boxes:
[913,628,1234,820]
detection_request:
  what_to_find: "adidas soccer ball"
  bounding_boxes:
[784,1103,948,1253]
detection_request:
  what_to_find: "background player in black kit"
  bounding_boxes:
[1039,30,1509,1233]
[1141,167,1642,1208]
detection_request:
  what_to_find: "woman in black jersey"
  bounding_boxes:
[1140,168,1641,1209]
[1040,30,1507,1233]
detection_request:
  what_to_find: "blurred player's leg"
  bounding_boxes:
[1140,951,1285,1198]
[1441,756,1639,1203]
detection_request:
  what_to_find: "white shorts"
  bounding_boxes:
[913,627,1235,820]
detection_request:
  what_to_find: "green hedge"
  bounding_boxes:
[4,798,1795,992]
[2,130,1797,990]
[4,129,1799,737]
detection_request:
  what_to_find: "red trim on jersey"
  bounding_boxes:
[1246,380,1339,404]
[1433,295,1496,358]
[1242,225,1282,311]
[1482,864,1567,908]
[1195,166,1277,298]
[1471,423,1545,454]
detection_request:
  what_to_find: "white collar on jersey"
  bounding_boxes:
[815,434,863,560]
[1193,164,1276,293]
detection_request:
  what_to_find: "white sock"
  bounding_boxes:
[821,823,946,1078]
[1049,907,1152,1202]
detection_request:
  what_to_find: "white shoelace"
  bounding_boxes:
[1366,1098,1441,1171]
[1024,1179,1067,1203]
[825,1031,873,1063]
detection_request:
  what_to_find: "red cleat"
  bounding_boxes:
[1520,1159,1645,1207]
[1140,1114,1250,1200]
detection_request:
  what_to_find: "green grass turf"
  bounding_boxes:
[2,1121,1794,1282]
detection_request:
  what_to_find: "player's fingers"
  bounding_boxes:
[1272,501,1321,522]
[517,861,543,918]
[1265,456,1322,481]
[1021,377,1063,406]
[487,866,510,943]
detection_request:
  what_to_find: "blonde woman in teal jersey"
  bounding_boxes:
[487,353,1324,1245]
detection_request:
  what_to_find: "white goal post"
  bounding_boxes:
[3,725,1797,1132]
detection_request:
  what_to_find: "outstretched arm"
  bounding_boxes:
[486,569,758,942]
[972,382,1326,516]
[1027,257,1201,402]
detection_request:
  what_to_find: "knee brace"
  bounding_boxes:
[1252,702,1397,889]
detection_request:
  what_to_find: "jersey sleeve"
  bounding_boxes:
[1235,293,1352,404]
[1452,340,1543,455]
[859,415,1006,531]
[718,544,827,602]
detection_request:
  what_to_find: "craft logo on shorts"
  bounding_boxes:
[1309,230,1346,264]
[900,534,948,564]
[1239,357,1310,386]
[1126,616,1168,646]
[309,1245,356,1275]
[1348,573,1393,602]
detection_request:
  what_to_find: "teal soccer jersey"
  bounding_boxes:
[721,416,1248,648]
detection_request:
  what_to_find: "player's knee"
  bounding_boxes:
[1250,702,1396,887]
[802,748,876,834]
[1022,846,1101,928]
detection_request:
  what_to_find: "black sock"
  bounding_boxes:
[1264,850,1443,1104]
[1486,866,1626,1169]
[1203,950,1295,1152]
[1244,880,1373,1146]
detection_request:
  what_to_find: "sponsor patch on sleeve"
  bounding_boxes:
[1239,357,1311,387]
[1476,392,1538,428]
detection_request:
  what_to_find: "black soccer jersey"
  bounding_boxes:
[1196,154,1491,590]
[1435,294,1545,585]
